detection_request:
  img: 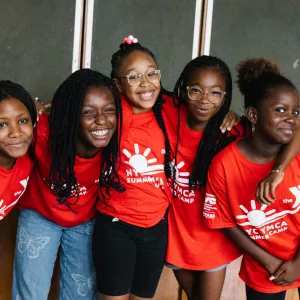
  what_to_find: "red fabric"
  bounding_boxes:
[204,141,300,292]
[97,96,172,228]
[163,96,241,269]
[19,114,101,227]
[0,154,33,220]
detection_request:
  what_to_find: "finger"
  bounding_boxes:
[227,116,237,131]
[272,266,286,279]
[269,183,276,200]
[257,182,269,205]
[263,183,275,205]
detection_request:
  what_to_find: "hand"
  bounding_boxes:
[33,97,51,120]
[220,111,240,133]
[270,260,300,286]
[256,171,284,205]
[265,256,284,275]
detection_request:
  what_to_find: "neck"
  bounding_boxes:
[0,155,16,170]
[187,114,207,131]
[76,141,101,159]
[239,134,282,163]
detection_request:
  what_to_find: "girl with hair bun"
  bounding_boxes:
[203,58,300,300]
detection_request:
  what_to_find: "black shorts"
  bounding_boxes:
[92,212,168,298]
[246,285,300,300]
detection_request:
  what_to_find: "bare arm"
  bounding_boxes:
[223,226,283,274]
[256,128,300,205]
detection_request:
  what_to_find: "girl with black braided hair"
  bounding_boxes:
[92,35,174,300]
[12,69,123,300]
[0,80,36,219]
[162,55,242,300]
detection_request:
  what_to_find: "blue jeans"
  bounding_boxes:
[12,209,97,300]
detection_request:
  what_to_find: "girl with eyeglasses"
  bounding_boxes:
[163,55,243,300]
[203,58,300,300]
[92,36,174,300]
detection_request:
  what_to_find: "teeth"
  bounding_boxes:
[92,130,108,136]
[139,91,153,100]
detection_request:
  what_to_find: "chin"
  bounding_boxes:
[7,149,28,159]
[91,140,111,149]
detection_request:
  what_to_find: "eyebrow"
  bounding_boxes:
[189,84,223,88]
[0,112,28,120]
[82,101,115,108]
[126,65,157,73]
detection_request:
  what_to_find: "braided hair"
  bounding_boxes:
[174,55,243,187]
[0,80,37,158]
[111,42,172,178]
[48,69,124,207]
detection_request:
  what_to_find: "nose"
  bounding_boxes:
[8,123,22,138]
[95,113,107,125]
[139,75,150,87]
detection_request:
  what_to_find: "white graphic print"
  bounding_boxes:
[123,143,166,188]
[0,178,29,220]
[18,227,50,259]
[123,143,164,175]
[236,185,300,240]
[203,193,217,219]
[171,160,195,203]
[72,273,96,296]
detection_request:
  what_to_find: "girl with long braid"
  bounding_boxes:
[12,69,123,300]
[0,80,36,219]
[92,36,174,300]
[163,56,242,300]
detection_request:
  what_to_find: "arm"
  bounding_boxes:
[271,244,300,286]
[256,129,300,205]
[223,226,283,275]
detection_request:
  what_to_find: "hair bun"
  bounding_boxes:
[236,58,282,95]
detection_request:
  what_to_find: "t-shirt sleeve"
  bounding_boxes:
[203,156,237,229]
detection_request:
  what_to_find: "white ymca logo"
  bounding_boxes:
[0,178,29,220]
[172,160,190,187]
[236,185,300,228]
[123,143,164,175]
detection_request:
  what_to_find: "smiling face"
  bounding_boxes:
[114,51,161,114]
[184,68,226,130]
[248,85,300,144]
[76,85,117,158]
[0,97,33,169]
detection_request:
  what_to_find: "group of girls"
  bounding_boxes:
[0,35,300,300]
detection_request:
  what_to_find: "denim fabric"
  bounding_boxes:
[12,209,96,300]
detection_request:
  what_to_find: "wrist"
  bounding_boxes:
[270,169,284,177]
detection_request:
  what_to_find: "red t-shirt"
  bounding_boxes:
[96,96,172,228]
[0,154,33,220]
[204,141,300,293]
[163,96,241,269]
[19,114,101,227]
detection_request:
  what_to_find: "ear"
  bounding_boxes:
[245,106,258,125]
[113,78,123,93]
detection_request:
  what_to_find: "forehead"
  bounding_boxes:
[186,68,226,88]
[83,86,115,105]
[263,86,299,106]
[118,51,157,73]
[0,97,29,115]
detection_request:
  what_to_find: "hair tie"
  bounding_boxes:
[123,35,138,45]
